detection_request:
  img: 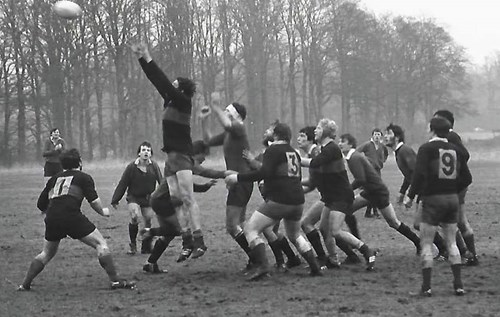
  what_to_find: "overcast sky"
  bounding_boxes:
[360,0,500,65]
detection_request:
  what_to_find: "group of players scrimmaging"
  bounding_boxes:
[18,42,478,297]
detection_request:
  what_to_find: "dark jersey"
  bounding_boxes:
[309,141,353,204]
[408,139,472,199]
[139,58,193,155]
[447,130,470,162]
[111,159,162,205]
[356,140,388,172]
[207,121,251,173]
[394,143,417,195]
[238,142,304,205]
[346,150,388,194]
[38,170,99,217]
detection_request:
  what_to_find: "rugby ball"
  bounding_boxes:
[52,1,83,20]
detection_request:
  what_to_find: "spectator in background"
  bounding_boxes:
[42,128,65,182]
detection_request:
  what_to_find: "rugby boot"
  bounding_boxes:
[363,248,376,271]
[410,288,432,297]
[176,248,193,263]
[342,255,362,265]
[191,235,207,259]
[110,279,136,290]
[127,242,137,255]
[302,250,323,276]
[246,244,270,281]
[325,255,341,269]
[285,255,302,269]
[17,285,30,291]
[143,262,168,274]
[465,255,479,266]
[275,263,288,273]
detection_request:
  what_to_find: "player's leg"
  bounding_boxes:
[140,206,155,254]
[263,227,287,271]
[19,239,60,290]
[301,201,326,263]
[418,222,436,296]
[319,208,341,268]
[284,218,322,276]
[442,222,465,295]
[80,229,135,289]
[458,202,478,265]
[143,214,180,273]
[379,203,421,253]
[414,201,447,259]
[227,205,252,260]
[244,210,276,280]
[127,202,141,254]
[272,221,301,268]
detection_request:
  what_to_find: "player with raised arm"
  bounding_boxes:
[301,119,377,271]
[131,43,208,260]
[225,123,322,280]
[407,117,472,296]
[111,141,162,255]
[18,149,135,291]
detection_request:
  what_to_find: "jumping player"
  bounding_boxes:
[18,149,135,290]
[406,117,472,296]
[225,122,322,280]
[132,43,208,260]
[111,141,162,255]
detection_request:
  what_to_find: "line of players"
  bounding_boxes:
[18,42,477,296]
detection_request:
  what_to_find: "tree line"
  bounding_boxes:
[0,0,482,166]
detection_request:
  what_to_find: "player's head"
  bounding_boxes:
[60,148,82,170]
[433,109,454,128]
[371,128,383,143]
[273,122,292,143]
[192,140,210,164]
[225,102,247,122]
[339,133,357,154]
[137,141,153,160]
[173,77,196,98]
[263,119,279,146]
[50,128,60,139]
[385,123,405,146]
[315,118,338,142]
[297,126,316,150]
[429,117,452,138]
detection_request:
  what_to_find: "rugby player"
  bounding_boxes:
[301,119,377,271]
[225,123,322,280]
[42,128,65,182]
[132,43,207,260]
[407,117,472,296]
[111,141,162,255]
[18,149,135,290]
[339,133,421,254]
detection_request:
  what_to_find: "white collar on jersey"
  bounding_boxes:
[270,140,288,146]
[395,142,404,151]
[135,158,152,165]
[345,148,356,160]
[429,137,448,143]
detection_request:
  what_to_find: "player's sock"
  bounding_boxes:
[463,233,477,256]
[181,229,194,250]
[456,231,468,256]
[98,254,118,281]
[433,232,447,256]
[129,223,139,244]
[278,236,298,260]
[148,236,174,263]
[306,229,326,258]
[451,264,463,288]
[269,240,285,265]
[301,249,321,275]
[422,267,432,291]
[336,237,358,258]
[234,231,252,254]
[22,259,45,288]
[193,229,206,249]
[397,222,420,247]
[250,243,268,267]
[345,214,360,239]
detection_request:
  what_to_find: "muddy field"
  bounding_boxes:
[0,158,498,317]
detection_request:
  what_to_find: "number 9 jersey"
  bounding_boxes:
[408,138,472,199]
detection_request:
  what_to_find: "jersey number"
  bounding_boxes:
[50,176,74,198]
[286,152,300,177]
[438,149,457,179]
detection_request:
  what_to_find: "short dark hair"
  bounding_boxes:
[231,102,247,120]
[340,133,357,148]
[433,109,455,127]
[299,126,316,142]
[50,128,59,135]
[386,123,405,143]
[60,148,81,170]
[192,140,210,155]
[430,117,452,138]
[273,122,292,143]
[137,141,153,155]
[177,77,196,98]
[371,128,382,135]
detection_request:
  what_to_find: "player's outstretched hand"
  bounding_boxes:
[130,43,149,59]
[397,193,405,205]
[403,197,413,210]
[199,106,212,119]
[242,149,255,162]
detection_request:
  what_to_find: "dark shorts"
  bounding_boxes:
[258,200,303,222]
[126,195,151,208]
[421,194,459,226]
[44,213,96,241]
[164,152,194,177]
[227,182,253,207]
[44,162,63,177]
[360,189,390,209]
[156,213,182,237]
[150,180,178,217]
[458,187,468,205]
[323,200,353,215]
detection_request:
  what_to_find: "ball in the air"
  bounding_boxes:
[52,1,83,20]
